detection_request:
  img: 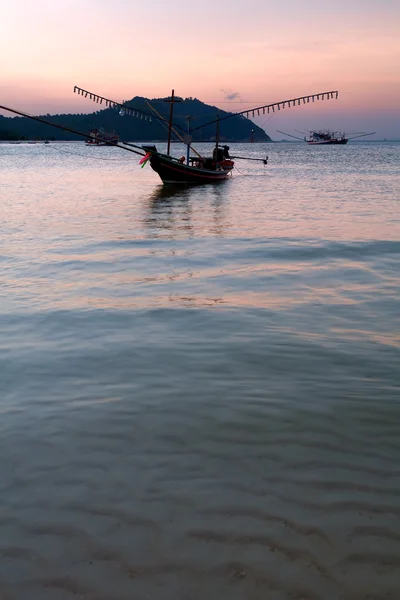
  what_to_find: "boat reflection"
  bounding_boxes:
[150,184,195,202]
[146,185,193,236]
[145,183,227,238]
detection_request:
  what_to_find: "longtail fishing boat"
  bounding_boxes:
[0,88,339,185]
[72,86,339,184]
[140,145,235,184]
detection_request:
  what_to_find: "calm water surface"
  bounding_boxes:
[1,142,400,599]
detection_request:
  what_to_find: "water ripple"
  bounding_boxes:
[1,142,400,599]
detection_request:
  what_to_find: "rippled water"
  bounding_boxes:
[1,141,400,599]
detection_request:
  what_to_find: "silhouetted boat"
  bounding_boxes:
[141,145,234,184]
[277,128,375,145]
[73,86,339,184]
[86,128,119,146]
[307,130,348,145]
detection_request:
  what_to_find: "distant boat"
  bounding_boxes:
[277,129,375,145]
[85,128,119,146]
[307,130,348,145]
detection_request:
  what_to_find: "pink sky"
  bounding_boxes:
[1,0,399,138]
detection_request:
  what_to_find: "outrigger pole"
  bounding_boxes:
[276,130,305,141]
[0,103,147,157]
[73,86,187,134]
[191,90,339,132]
[347,131,376,140]
[230,155,268,164]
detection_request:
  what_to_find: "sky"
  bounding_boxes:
[0,0,399,139]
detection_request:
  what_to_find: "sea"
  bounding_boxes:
[1,141,399,600]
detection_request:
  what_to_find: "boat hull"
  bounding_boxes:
[308,139,348,145]
[86,140,118,146]
[149,154,232,184]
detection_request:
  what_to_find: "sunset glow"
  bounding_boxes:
[1,0,399,138]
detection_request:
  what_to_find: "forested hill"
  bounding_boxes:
[0,96,271,142]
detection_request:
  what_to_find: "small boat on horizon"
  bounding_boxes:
[85,128,119,146]
[277,128,375,145]
[307,130,349,145]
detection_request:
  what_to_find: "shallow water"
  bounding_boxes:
[1,141,400,599]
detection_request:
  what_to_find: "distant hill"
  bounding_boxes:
[0,96,271,142]
[0,126,24,141]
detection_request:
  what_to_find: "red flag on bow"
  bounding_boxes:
[139,152,151,167]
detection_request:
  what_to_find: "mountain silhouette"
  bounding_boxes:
[0,96,271,142]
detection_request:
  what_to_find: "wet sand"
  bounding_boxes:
[2,344,400,600]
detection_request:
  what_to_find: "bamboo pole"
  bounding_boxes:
[0,104,146,156]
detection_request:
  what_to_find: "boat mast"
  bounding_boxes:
[185,116,192,165]
[164,89,181,155]
[214,111,220,158]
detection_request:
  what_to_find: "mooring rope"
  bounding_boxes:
[44,144,128,161]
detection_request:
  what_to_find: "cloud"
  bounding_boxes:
[220,89,241,101]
